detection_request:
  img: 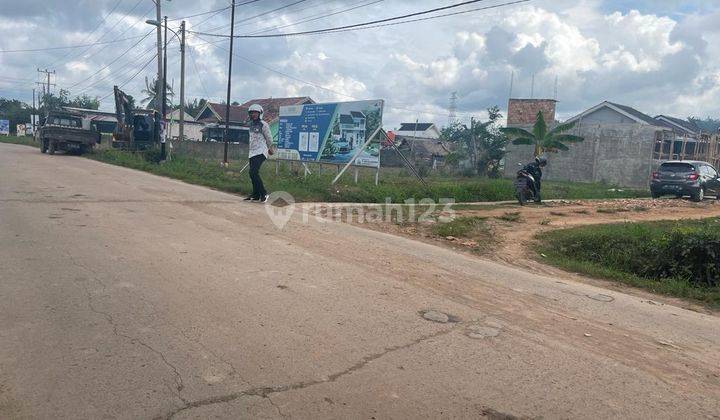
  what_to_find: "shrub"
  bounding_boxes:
[540,218,720,289]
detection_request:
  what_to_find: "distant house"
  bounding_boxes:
[654,115,701,137]
[381,135,450,169]
[564,101,666,126]
[196,97,314,142]
[503,100,673,188]
[337,111,366,150]
[165,108,196,122]
[395,122,441,139]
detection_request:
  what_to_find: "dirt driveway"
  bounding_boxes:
[308,198,720,310]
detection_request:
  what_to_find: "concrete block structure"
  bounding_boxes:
[503,101,672,188]
[507,98,557,125]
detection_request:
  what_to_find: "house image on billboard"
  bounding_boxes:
[336,111,366,152]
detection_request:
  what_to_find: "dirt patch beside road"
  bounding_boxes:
[309,198,720,311]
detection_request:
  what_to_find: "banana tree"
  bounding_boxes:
[500,111,584,156]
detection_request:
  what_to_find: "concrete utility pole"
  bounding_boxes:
[36,68,55,108]
[161,15,168,160]
[223,0,236,166]
[155,0,163,114]
[179,20,186,142]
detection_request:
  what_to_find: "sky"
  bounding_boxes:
[1,0,719,128]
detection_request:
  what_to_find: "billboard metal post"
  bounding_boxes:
[382,129,429,188]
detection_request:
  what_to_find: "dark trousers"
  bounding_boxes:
[249,154,267,199]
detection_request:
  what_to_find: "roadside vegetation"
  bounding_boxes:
[1,136,649,203]
[537,218,720,308]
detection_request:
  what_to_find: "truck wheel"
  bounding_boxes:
[40,140,47,154]
[48,140,56,155]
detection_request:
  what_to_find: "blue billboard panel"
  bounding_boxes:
[277,100,384,167]
[0,120,9,135]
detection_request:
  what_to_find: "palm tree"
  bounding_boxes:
[501,111,584,156]
[141,76,174,111]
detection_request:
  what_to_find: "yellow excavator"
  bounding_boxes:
[111,86,161,150]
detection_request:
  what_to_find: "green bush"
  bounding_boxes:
[538,219,720,304]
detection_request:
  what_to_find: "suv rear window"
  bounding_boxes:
[660,163,695,173]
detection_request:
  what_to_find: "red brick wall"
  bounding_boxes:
[507,99,557,125]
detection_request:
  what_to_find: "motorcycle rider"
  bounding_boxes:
[522,155,548,202]
[244,104,274,202]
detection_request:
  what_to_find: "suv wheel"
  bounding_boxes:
[693,187,705,202]
[40,140,47,154]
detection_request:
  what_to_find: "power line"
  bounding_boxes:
[202,0,310,33]
[191,33,475,120]
[0,35,147,53]
[64,1,153,67]
[47,0,142,69]
[169,0,263,22]
[73,35,181,98]
[169,5,230,21]
[245,0,384,36]
[66,30,155,90]
[186,46,211,100]
[191,0,517,38]
[73,42,160,96]
[98,53,159,102]
[68,0,126,53]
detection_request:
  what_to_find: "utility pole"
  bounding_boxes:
[32,89,36,128]
[530,73,535,99]
[508,71,515,99]
[161,15,168,160]
[179,20,186,142]
[448,91,457,126]
[223,0,236,166]
[155,0,163,114]
[36,68,55,109]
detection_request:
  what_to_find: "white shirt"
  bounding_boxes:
[248,120,273,158]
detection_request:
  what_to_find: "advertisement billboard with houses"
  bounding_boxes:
[277,100,384,167]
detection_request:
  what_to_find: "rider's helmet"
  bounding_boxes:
[248,104,264,116]
[535,155,548,167]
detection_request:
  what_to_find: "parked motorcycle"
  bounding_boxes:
[514,170,538,205]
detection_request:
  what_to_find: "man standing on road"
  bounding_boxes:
[244,104,274,202]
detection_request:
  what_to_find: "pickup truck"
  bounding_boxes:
[36,111,100,155]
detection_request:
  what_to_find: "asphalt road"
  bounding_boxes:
[1,143,719,420]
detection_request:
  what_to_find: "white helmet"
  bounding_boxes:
[248,104,263,114]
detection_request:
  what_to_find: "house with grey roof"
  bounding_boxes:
[395,122,441,139]
[654,115,701,137]
[503,100,674,188]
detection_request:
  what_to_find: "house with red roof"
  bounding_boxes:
[196,97,314,143]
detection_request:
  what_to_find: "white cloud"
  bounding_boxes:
[3,0,720,128]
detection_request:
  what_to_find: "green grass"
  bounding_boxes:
[0,135,37,147]
[537,219,720,308]
[432,216,488,238]
[1,136,650,203]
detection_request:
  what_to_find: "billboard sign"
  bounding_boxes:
[277,99,384,167]
[0,120,9,135]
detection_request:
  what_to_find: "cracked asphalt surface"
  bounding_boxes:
[1,143,719,419]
